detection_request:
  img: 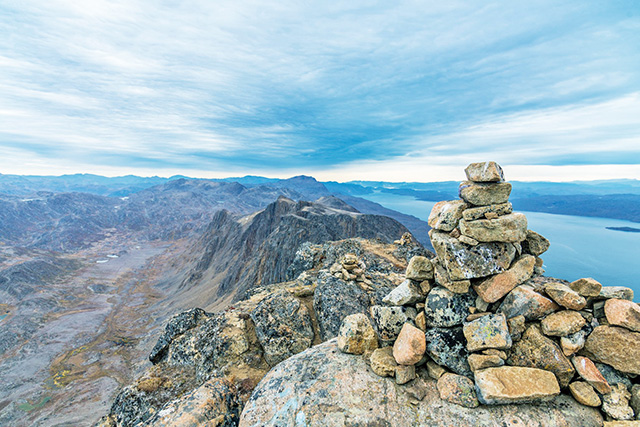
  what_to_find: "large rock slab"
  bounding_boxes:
[541,310,586,337]
[424,286,475,328]
[474,366,560,405]
[250,289,314,366]
[430,230,516,280]
[584,326,640,375]
[459,213,527,243]
[239,340,603,427]
[507,324,575,388]
[474,255,535,303]
[459,181,512,206]
[428,200,468,232]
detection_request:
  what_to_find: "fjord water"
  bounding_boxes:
[360,192,639,300]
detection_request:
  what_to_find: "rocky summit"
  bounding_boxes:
[98,162,640,427]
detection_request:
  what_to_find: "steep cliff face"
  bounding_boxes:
[175,196,412,307]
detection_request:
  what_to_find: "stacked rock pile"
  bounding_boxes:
[337,161,640,424]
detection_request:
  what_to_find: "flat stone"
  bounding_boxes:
[430,230,516,280]
[433,260,471,293]
[570,278,603,297]
[474,366,560,405]
[459,181,512,206]
[474,255,535,303]
[561,330,586,356]
[464,161,505,182]
[507,324,575,388]
[428,200,468,232]
[584,326,640,375]
[382,279,424,306]
[507,315,526,341]
[459,213,527,243]
[468,354,504,372]
[393,323,426,366]
[569,381,601,407]
[424,286,475,328]
[425,327,471,377]
[370,347,397,378]
[405,256,434,281]
[572,355,612,394]
[605,299,640,332]
[337,313,379,355]
[603,384,635,421]
[600,286,635,301]
[483,349,507,359]
[395,364,416,385]
[541,310,587,337]
[462,203,513,221]
[499,285,560,321]
[370,305,415,346]
[426,360,447,380]
[463,313,512,352]
[521,230,550,256]
[458,235,479,246]
[437,373,479,408]
[544,282,587,310]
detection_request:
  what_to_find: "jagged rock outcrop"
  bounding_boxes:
[239,340,603,427]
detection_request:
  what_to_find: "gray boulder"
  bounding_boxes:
[239,340,603,427]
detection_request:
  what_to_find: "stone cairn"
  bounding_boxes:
[337,161,640,423]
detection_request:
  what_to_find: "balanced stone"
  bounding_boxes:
[424,286,475,328]
[436,373,479,408]
[569,381,601,407]
[430,230,516,280]
[474,366,560,405]
[464,161,505,182]
[459,181,512,206]
[370,347,397,377]
[572,356,611,394]
[521,230,550,256]
[602,384,635,421]
[433,260,471,294]
[507,324,575,388]
[382,279,424,306]
[425,327,471,377]
[541,310,586,337]
[459,212,527,243]
[599,287,635,301]
[405,256,434,281]
[605,299,640,332]
[584,326,640,375]
[498,285,560,321]
[474,255,535,303]
[370,305,415,346]
[570,278,603,297]
[468,354,504,371]
[337,313,378,355]
[393,323,426,365]
[463,313,512,352]
[428,200,468,232]
[462,202,513,221]
[544,282,587,310]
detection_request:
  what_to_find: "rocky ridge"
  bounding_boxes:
[300,162,638,425]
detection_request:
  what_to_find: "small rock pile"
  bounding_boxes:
[329,252,373,288]
[337,161,640,424]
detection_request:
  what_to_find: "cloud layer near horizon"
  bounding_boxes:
[1,0,639,180]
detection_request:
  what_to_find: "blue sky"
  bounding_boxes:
[1,0,639,181]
